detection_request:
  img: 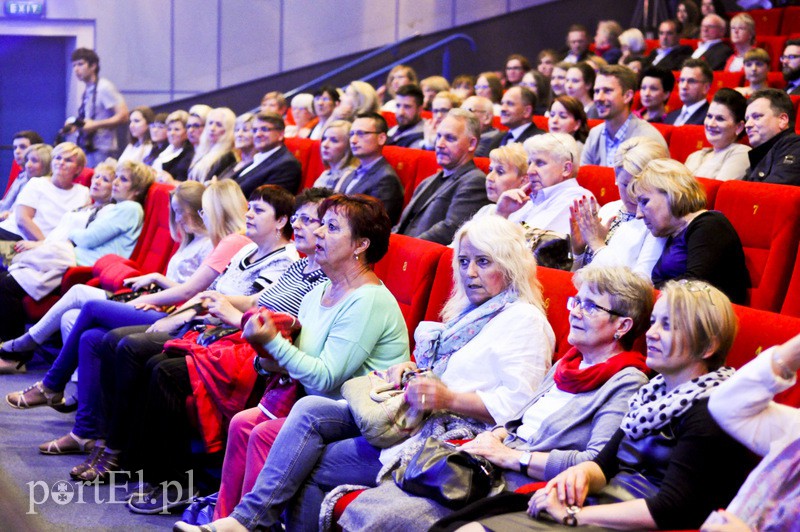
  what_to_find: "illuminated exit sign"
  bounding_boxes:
[4,1,45,17]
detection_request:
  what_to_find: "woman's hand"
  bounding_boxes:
[242,308,279,346]
[124,273,162,291]
[146,312,190,334]
[201,291,243,327]
[700,509,752,532]
[573,196,608,251]
[774,332,800,375]
[13,240,41,253]
[495,183,532,218]
[155,170,176,185]
[404,377,455,412]
[569,200,587,255]
[528,485,571,522]
[423,117,437,144]
[544,463,592,507]
[459,431,519,470]
[0,211,9,221]
[385,361,418,387]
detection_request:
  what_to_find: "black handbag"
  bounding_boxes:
[393,437,501,509]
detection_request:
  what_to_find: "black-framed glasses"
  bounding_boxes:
[290,213,321,226]
[567,296,624,317]
[780,54,800,62]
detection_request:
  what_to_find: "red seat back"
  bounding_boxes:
[411,149,441,194]
[766,71,787,90]
[533,115,549,131]
[4,160,21,195]
[696,177,722,210]
[303,141,326,191]
[743,8,783,36]
[715,181,800,312]
[576,165,619,206]
[382,146,420,208]
[425,247,454,322]
[781,7,800,35]
[284,137,317,191]
[537,266,577,361]
[126,183,178,287]
[373,234,446,349]
[668,124,708,163]
[779,244,800,319]
[756,35,788,72]
[650,122,673,145]
[710,71,744,97]
[380,111,398,129]
[473,157,490,175]
[74,167,94,187]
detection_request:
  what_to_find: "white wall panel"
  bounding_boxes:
[220,0,281,87]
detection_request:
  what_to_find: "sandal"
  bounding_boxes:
[5,381,69,411]
[71,444,105,479]
[77,448,122,483]
[39,432,97,455]
[173,521,218,532]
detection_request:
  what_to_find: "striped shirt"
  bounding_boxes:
[256,257,328,317]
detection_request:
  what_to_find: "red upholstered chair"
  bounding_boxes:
[714,181,800,312]
[4,160,21,195]
[742,8,783,36]
[756,36,788,72]
[301,141,325,191]
[382,145,421,208]
[779,245,800,319]
[284,137,317,191]
[492,115,506,131]
[668,125,708,163]
[679,38,699,49]
[587,118,603,130]
[781,6,800,35]
[537,266,577,361]
[411,149,441,195]
[576,165,619,206]
[22,182,178,321]
[473,157,490,174]
[372,234,446,349]
[710,71,744,96]
[424,247,454,322]
[644,39,659,55]
[664,85,683,114]
[533,115,549,131]
[381,111,398,129]
[74,167,94,187]
[650,122,673,146]
[696,177,722,210]
[766,71,787,90]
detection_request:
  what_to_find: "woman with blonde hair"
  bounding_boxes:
[475,72,504,114]
[313,120,358,190]
[153,110,195,183]
[571,137,667,278]
[216,113,256,182]
[633,158,749,303]
[188,107,237,182]
[618,28,646,64]
[725,13,757,72]
[285,94,316,138]
[421,76,451,110]
[381,64,419,112]
[186,104,212,149]
[0,143,53,222]
[469,143,528,221]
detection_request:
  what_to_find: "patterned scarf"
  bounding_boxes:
[413,290,517,377]
[621,366,734,440]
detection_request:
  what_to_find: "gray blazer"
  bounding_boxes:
[340,157,405,223]
[582,115,668,167]
[394,160,488,244]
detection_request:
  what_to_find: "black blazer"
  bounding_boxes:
[664,101,710,126]
[339,157,404,223]
[645,45,693,72]
[161,141,194,182]
[698,42,733,71]
[489,123,545,150]
[229,144,302,198]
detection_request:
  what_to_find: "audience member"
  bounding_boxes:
[633,158,749,303]
[341,81,380,117]
[187,107,237,182]
[451,74,475,100]
[470,144,528,220]
[782,39,800,95]
[725,13,756,72]
[119,106,154,164]
[594,20,623,64]
[284,93,316,138]
[620,54,645,77]
[646,19,693,71]
[65,48,129,167]
[735,47,771,98]
[153,110,195,183]
[394,108,488,244]
[143,112,168,166]
[462,95,502,157]
[677,0,702,39]
[308,85,340,140]
[504,54,532,87]
[492,86,545,149]
[381,64,418,113]
[562,24,595,64]
[666,58,712,125]
[537,49,559,78]
[618,28,646,65]
[420,76,450,111]
[421,91,462,150]
[565,62,598,118]
[550,62,570,98]
[582,65,668,167]
[692,14,733,70]
[386,84,426,148]
[225,112,301,197]
[335,113,404,223]
[5,130,42,185]
[474,72,503,115]
[743,88,800,185]
[547,95,590,151]
[571,137,667,277]
[313,120,358,191]
[520,71,552,115]
[700,0,728,19]
[259,91,288,119]
[497,133,592,235]
[636,67,675,123]
[216,113,256,183]
[0,132,45,218]
[685,88,750,180]
[186,104,211,149]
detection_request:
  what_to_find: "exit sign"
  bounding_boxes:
[4,1,45,17]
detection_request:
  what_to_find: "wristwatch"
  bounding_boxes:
[253,354,272,377]
[563,505,581,527]
[518,452,532,474]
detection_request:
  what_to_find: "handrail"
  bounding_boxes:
[283,33,420,100]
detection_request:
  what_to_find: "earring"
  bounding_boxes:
[354,253,359,261]
[613,333,621,340]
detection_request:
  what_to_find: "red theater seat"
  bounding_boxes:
[781,6,800,36]
[710,71,744,96]
[473,157,490,175]
[714,181,800,312]
[650,122,673,145]
[537,266,577,360]
[576,165,619,206]
[696,177,722,210]
[533,115,549,131]
[382,145,421,207]
[381,111,398,129]
[424,247,454,322]
[284,137,318,191]
[779,244,800,319]
[372,234,446,348]
[412,149,441,192]
[766,71,787,90]
[756,36,788,72]
[741,8,783,36]
[669,124,708,163]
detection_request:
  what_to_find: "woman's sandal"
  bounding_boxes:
[39,432,97,455]
[5,381,70,412]
[0,340,34,370]
[173,522,218,532]
[77,448,121,483]
[71,445,105,479]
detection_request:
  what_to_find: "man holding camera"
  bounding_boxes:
[64,48,128,167]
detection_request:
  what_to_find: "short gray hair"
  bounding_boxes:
[446,108,480,140]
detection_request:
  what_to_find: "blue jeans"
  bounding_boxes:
[42,299,164,392]
[230,395,381,531]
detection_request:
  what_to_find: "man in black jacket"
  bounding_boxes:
[664,59,712,126]
[743,89,800,186]
[646,20,693,72]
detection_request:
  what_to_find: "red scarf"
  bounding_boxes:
[553,347,649,394]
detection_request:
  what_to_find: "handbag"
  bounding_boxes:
[393,436,501,509]
[340,369,431,448]
[109,283,164,303]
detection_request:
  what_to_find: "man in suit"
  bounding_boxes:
[743,89,800,186]
[561,24,596,64]
[781,39,800,96]
[665,59,712,125]
[691,14,733,70]
[646,19,693,72]
[462,95,502,157]
[339,112,404,223]
[394,108,488,244]
[230,112,301,197]
[386,84,425,149]
[490,86,544,150]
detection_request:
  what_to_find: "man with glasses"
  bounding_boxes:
[338,112,404,223]
[743,89,800,186]
[691,14,733,71]
[645,20,693,72]
[462,95,502,157]
[228,112,301,197]
[665,59,712,126]
[386,84,425,149]
[781,39,800,96]
[394,108,488,244]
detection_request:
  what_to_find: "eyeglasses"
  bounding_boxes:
[567,296,624,317]
[290,213,321,226]
[253,126,281,133]
[506,66,524,70]
[349,130,380,139]
[187,124,203,129]
[474,84,490,90]
[781,54,800,62]
[197,208,205,217]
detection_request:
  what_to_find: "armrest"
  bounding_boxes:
[61,267,94,292]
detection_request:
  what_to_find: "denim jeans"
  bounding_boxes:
[42,298,164,393]
[230,395,381,530]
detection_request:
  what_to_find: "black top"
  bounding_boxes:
[161,141,194,182]
[744,129,800,186]
[594,399,756,530]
